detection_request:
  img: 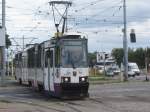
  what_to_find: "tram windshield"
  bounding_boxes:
[61,40,88,68]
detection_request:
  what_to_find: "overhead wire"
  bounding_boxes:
[74,0,125,35]
[72,1,123,29]
[72,0,109,13]
[6,0,150,43]
[88,0,123,18]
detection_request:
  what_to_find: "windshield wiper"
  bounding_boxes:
[67,51,75,68]
[71,60,76,69]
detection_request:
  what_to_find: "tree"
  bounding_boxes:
[134,48,145,68]
[111,48,124,67]
[112,48,146,69]
[128,48,135,62]
[88,52,96,68]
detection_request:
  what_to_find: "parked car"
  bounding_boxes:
[106,66,120,76]
[128,62,140,77]
[94,62,104,73]
[95,60,118,74]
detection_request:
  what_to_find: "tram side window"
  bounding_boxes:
[15,54,19,68]
[18,53,22,68]
[45,51,48,68]
[55,47,60,67]
[45,50,53,68]
[27,48,35,68]
[50,50,53,67]
[28,50,31,68]
[37,46,41,68]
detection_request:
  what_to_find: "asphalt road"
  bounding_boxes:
[0,79,150,112]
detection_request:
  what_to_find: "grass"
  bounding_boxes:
[89,74,122,84]
[5,75,15,80]
[88,68,123,84]
[89,79,122,85]
[89,76,108,81]
[0,99,11,103]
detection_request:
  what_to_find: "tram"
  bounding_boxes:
[15,33,89,98]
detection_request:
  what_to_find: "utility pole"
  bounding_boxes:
[10,50,14,77]
[1,0,6,86]
[22,36,25,52]
[123,0,128,81]
[6,49,9,76]
[145,47,149,81]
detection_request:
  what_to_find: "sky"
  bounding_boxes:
[1,0,150,53]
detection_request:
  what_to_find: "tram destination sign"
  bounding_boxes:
[64,41,82,46]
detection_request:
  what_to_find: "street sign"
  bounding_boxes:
[0,28,5,46]
[96,52,105,63]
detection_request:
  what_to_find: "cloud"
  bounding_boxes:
[1,0,150,52]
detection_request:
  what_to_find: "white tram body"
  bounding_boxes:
[15,34,89,98]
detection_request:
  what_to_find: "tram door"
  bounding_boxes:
[47,48,55,91]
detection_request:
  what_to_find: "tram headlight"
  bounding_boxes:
[61,77,70,83]
[81,77,85,81]
[79,76,88,83]
[65,77,69,82]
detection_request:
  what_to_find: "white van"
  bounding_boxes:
[128,62,140,77]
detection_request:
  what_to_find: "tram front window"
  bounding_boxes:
[61,45,87,68]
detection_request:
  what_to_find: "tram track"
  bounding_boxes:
[0,84,84,112]
[89,97,120,112]
[62,103,83,112]
[0,97,65,112]
[1,81,150,112]
[0,94,85,112]
[88,97,131,112]
[54,100,84,112]
[0,85,127,112]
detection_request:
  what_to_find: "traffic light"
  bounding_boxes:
[130,33,136,43]
[130,29,136,43]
